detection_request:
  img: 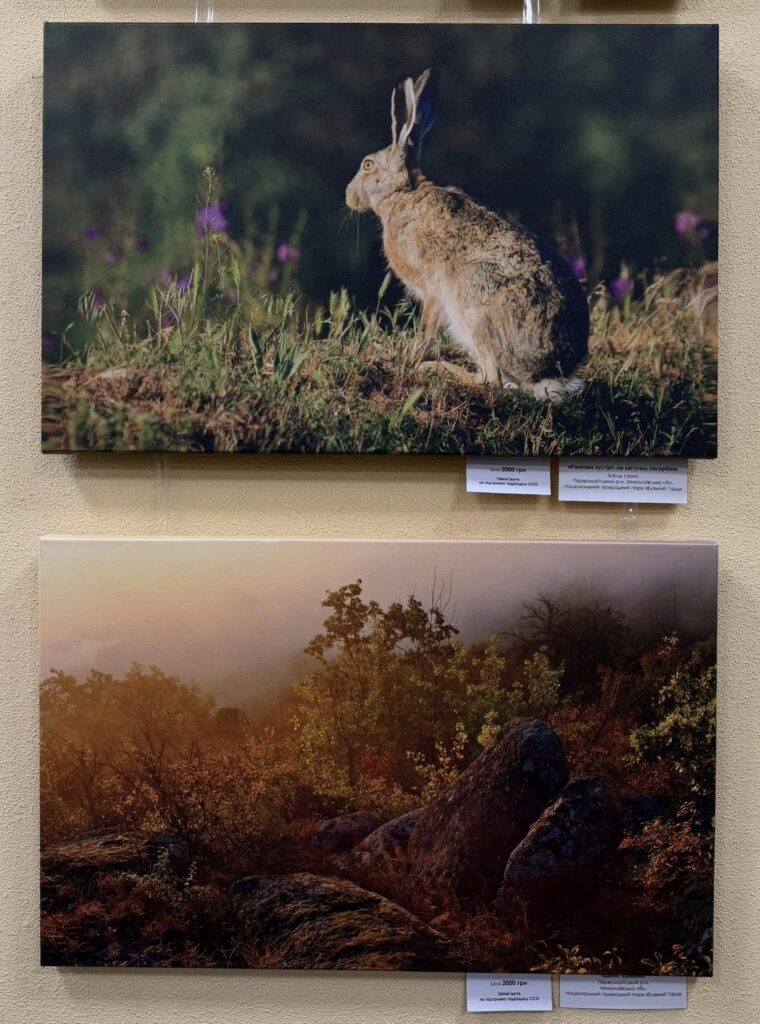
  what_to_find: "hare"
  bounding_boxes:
[345,69,589,401]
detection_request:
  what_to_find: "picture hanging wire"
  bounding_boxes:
[523,0,540,24]
[155,454,171,535]
[195,0,215,23]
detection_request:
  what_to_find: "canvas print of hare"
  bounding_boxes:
[40,538,717,972]
[42,24,718,455]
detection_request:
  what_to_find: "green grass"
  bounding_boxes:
[42,245,717,456]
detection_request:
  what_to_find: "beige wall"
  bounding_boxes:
[1,0,758,1020]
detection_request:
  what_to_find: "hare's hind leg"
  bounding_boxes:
[477,348,516,388]
[441,304,517,388]
[415,358,481,384]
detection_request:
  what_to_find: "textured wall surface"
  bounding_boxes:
[1,0,758,1021]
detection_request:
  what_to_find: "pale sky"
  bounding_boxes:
[40,539,717,699]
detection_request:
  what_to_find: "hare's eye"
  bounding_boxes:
[362,159,375,171]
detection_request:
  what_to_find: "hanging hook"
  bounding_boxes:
[523,0,540,23]
[621,502,640,532]
[194,0,215,23]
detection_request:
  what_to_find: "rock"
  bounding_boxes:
[231,872,449,970]
[408,718,568,901]
[345,808,423,873]
[500,775,621,896]
[41,829,189,892]
[307,811,381,856]
[339,809,423,900]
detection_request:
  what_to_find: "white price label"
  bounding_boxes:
[559,975,687,1010]
[466,457,551,495]
[466,973,553,1012]
[558,457,688,504]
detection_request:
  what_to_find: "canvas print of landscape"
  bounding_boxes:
[41,24,718,456]
[40,538,717,973]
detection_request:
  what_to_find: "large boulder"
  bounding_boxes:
[231,872,449,970]
[500,775,621,897]
[307,811,381,857]
[408,719,568,902]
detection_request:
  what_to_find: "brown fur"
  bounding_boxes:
[346,71,589,399]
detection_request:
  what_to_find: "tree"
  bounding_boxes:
[295,579,468,807]
[41,669,119,837]
[507,594,628,700]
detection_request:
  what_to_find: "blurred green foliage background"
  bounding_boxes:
[43,23,718,334]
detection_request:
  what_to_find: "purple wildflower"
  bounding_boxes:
[84,225,102,241]
[177,274,193,291]
[277,242,302,263]
[160,310,178,329]
[105,252,120,266]
[195,202,229,237]
[609,275,633,304]
[674,210,702,241]
[92,292,106,309]
[564,254,587,280]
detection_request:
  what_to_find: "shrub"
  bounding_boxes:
[631,637,716,800]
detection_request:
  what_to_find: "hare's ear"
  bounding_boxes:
[390,81,403,147]
[412,68,439,146]
[394,76,417,151]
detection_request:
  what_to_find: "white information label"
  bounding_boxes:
[559,975,687,1010]
[558,457,687,504]
[466,457,551,495]
[466,973,553,1012]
